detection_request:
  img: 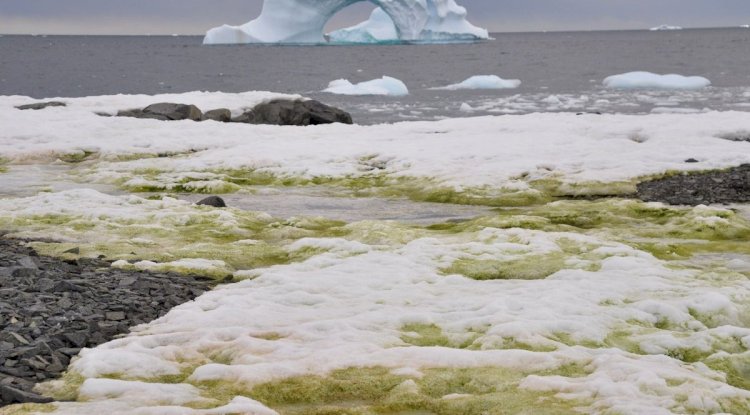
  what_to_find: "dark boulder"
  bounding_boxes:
[15,102,66,111]
[233,99,353,126]
[203,109,232,123]
[118,103,203,121]
[0,385,53,404]
[196,196,226,208]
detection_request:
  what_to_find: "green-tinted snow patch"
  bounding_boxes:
[231,366,589,415]
[706,353,750,391]
[59,150,99,164]
[0,204,349,279]
[431,199,750,261]
[442,254,567,281]
[0,404,56,415]
[399,324,483,350]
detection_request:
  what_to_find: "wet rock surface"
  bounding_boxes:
[637,164,750,205]
[15,102,66,111]
[0,237,214,407]
[117,102,203,121]
[233,99,353,126]
[112,99,353,125]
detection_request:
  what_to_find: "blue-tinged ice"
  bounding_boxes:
[203,0,489,45]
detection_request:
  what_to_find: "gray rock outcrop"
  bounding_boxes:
[15,102,66,111]
[233,99,353,126]
[117,103,203,121]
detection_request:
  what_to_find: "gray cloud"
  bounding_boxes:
[0,0,748,35]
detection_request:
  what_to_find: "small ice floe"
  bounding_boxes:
[323,76,409,96]
[603,71,711,90]
[459,102,474,112]
[433,75,521,90]
[650,24,683,31]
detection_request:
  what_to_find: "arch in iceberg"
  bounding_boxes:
[203,0,488,44]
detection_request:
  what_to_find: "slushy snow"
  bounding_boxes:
[603,71,711,90]
[323,76,409,96]
[203,0,489,44]
[433,75,522,90]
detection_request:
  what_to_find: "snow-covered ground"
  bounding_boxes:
[1,91,750,414]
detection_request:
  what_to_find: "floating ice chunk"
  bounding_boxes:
[603,72,711,90]
[323,76,409,96]
[459,102,474,112]
[650,25,683,31]
[433,75,521,91]
[741,25,750,29]
[204,0,488,45]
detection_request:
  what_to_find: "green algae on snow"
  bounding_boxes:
[0,204,349,280]
[222,366,589,415]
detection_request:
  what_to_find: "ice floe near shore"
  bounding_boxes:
[433,75,522,90]
[323,76,409,96]
[604,71,711,90]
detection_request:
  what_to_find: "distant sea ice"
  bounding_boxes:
[603,71,711,90]
[323,76,409,96]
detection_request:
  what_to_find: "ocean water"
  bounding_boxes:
[2,28,750,124]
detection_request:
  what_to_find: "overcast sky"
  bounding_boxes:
[1,0,749,35]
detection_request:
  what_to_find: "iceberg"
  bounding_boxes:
[603,71,711,90]
[650,24,683,31]
[433,75,521,90]
[323,76,409,96]
[203,0,489,45]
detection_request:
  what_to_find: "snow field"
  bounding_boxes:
[2,91,750,414]
[25,212,750,414]
[2,92,750,204]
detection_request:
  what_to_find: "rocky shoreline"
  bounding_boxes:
[636,164,750,206]
[0,237,214,407]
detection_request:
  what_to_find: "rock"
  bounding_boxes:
[203,108,232,122]
[105,311,126,321]
[196,196,226,208]
[62,247,80,255]
[0,238,213,404]
[15,101,66,111]
[118,103,203,121]
[637,164,750,205]
[233,99,353,126]
[685,158,699,163]
[0,384,53,404]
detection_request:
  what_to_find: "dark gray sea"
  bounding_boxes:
[1,28,749,124]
